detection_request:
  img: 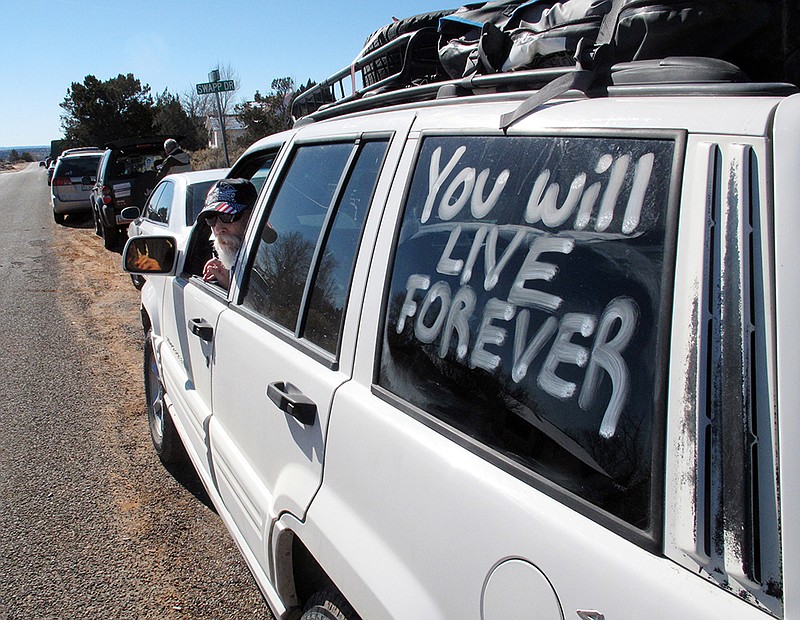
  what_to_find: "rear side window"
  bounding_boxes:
[242,139,389,355]
[229,147,281,194]
[56,156,100,178]
[145,181,174,223]
[379,135,676,537]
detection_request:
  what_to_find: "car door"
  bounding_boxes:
[208,112,415,576]
[157,223,227,475]
[157,146,285,478]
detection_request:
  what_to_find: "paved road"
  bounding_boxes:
[0,164,272,619]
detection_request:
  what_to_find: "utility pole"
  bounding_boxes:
[196,70,235,166]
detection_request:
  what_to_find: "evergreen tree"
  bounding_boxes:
[59,74,155,146]
[235,78,300,147]
[153,90,207,151]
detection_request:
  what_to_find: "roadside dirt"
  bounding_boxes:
[47,215,271,619]
[0,162,32,173]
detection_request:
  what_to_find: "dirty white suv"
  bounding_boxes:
[124,50,798,619]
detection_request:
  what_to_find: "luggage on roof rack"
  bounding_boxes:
[360,10,456,86]
[290,28,447,120]
[438,0,797,84]
[292,0,799,122]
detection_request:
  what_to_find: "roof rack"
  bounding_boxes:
[295,66,583,124]
[292,28,446,120]
[292,31,799,124]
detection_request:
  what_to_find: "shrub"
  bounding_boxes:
[190,145,247,171]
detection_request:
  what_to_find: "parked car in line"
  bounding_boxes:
[49,148,104,224]
[122,34,799,620]
[91,136,173,250]
[123,168,228,288]
[45,159,56,185]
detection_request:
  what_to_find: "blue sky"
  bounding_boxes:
[1,0,451,148]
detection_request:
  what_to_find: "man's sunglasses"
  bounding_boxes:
[205,211,242,226]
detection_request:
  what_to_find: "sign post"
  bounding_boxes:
[196,70,235,166]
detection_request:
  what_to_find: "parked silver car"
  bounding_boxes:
[50,148,103,224]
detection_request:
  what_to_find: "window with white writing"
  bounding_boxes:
[379,135,675,533]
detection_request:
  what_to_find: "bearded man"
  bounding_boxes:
[197,178,275,290]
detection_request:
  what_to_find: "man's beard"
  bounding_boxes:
[214,233,243,269]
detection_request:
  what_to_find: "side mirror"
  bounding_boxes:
[121,206,140,221]
[122,236,177,275]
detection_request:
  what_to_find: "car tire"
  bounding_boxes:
[144,331,184,465]
[301,590,359,620]
[91,203,102,236]
[101,221,119,251]
[53,211,66,225]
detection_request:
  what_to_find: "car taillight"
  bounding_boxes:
[101,185,112,205]
[53,177,71,186]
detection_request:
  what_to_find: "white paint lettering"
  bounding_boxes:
[579,296,638,438]
[483,226,528,291]
[574,181,601,231]
[397,274,430,333]
[471,168,510,219]
[623,153,655,235]
[542,173,586,228]
[422,146,466,223]
[470,298,515,372]
[460,225,490,285]
[538,313,597,399]
[508,237,574,311]
[524,170,559,224]
[439,167,476,221]
[415,281,451,343]
[436,226,464,276]
[512,310,559,383]
[439,286,477,360]
[596,154,630,232]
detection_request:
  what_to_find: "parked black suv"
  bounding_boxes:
[90,136,174,250]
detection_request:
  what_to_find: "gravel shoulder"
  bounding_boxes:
[0,164,271,619]
[51,219,272,619]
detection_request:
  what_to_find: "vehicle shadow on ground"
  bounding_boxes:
[59,213,94,230]
[164,456,218,514]
[58,214,126,254]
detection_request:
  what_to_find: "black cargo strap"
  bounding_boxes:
[498,68,594,131]
[498,0,625,131]
[596,0,626,45]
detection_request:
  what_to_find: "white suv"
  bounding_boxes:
[124,53,798,619]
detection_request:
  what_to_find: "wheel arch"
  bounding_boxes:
[140,305,152,334]
[272,526,357,618]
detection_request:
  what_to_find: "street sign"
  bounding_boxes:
[196,80,235,95]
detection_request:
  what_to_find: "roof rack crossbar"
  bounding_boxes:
[296,67,578,124]
[292,30,442,120]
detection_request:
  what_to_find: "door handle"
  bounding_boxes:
[267,382,316,425]
[188,318,213,342]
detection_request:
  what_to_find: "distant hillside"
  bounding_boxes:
[0,146,49,162]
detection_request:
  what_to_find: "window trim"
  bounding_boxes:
[235,132,395,363]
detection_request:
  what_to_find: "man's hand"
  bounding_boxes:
[203,257,230,289]
[133,255,161,271]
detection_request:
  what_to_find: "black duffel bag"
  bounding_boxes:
[438,0,797,84]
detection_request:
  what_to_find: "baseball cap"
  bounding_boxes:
[198,178,258,222]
